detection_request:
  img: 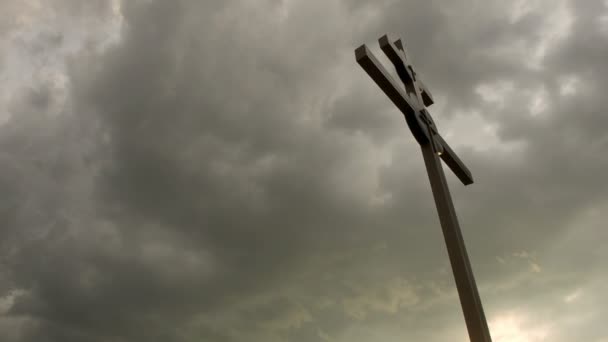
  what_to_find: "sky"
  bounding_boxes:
[0,0,607,341]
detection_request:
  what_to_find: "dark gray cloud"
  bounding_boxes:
[1,0,607,341]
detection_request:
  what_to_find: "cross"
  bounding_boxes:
[355,35,493,342]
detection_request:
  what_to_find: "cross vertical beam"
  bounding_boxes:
[355,35,492,342]
[421,145,492,342]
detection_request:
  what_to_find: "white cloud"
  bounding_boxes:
[342,277,420,320]
[532,0,573,68]
[528,85,549,117]
[558,75,580,96]
[563,288,583,303]
[441,110,526,155]
[475,80,515,108]
[0,0,123,125]
[0,290,26,315]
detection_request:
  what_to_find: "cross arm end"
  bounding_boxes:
[436,135,474,185]
[354,44,418,118]
[355,44,371,63]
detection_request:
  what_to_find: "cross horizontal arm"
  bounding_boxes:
[435,135,474,185]
[355,44,419,117]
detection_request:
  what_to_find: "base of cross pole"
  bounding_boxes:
[420,143,493,342]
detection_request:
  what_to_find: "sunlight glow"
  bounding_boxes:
[490,312,552,342]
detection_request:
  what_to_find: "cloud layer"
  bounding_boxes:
[1,0,607,341]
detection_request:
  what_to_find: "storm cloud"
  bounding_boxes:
[1,0,607,341]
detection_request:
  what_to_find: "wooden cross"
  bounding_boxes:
[355,35,493,342]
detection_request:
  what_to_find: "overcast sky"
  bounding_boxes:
[1,0,607,341]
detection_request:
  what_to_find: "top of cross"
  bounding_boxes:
[355,34,474,185]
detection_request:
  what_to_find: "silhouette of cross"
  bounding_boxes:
[355,35,493,342]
